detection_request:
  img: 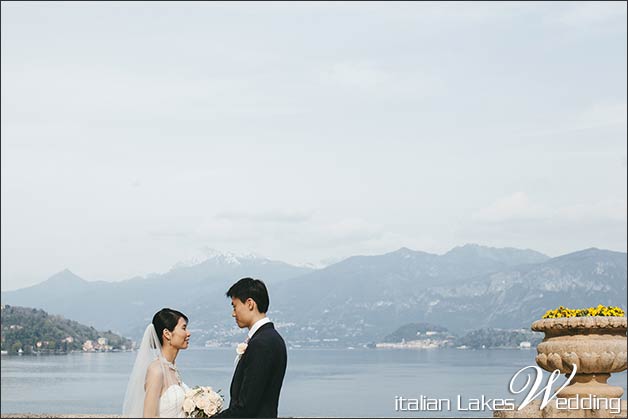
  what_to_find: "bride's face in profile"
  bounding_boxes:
[166,317,191,350]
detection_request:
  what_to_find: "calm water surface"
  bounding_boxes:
[2,348,626,417]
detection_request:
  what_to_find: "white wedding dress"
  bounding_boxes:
[160,382,190,418]
[123,325,191,418]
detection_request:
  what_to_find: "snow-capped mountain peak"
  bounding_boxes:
[170,247,267,270]
[297,256,344,270]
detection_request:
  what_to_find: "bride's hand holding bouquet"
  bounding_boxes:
[183,386,224,418]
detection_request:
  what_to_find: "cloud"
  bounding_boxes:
[557,2,627,26]
[317,218,384,243]
[193,217,249,243]
[514,102,628,142]
[215,210,311,224]
[320,61,389,88]
[578,103,628,130]
[464,193,627,255]
[456,215,627,257]
[473,193,627,224]
[147,231,191,239]
[557,199,627,222]
[194,214,379,246]
[472,192,548,222]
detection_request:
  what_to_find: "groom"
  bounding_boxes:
[216,277,287,418]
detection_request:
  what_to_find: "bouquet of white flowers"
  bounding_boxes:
[183,386,224,418]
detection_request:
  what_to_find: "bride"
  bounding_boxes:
[123,308,192,418]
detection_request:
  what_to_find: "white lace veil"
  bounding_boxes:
[122,323,179,417]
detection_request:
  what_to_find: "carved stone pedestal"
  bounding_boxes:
[495,316,627,418]
[493,399,627,418]
[531,317,627,400]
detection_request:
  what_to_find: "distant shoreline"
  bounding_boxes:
[0,345,536,356]
[1,349,134,357]
[0,344,539,355]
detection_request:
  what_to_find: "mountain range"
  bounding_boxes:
[1,244,625,346]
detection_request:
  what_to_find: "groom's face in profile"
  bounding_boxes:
[231,297,253,329]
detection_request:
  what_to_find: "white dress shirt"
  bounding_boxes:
[248,317,271,340]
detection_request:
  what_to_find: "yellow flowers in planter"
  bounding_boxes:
[542,305,625,319]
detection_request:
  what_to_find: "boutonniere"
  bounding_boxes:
[234,341,249,366]
[236,342,248,356]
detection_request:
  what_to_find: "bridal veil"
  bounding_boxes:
[122,323,180,417]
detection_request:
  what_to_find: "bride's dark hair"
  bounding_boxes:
[152,308,189,346]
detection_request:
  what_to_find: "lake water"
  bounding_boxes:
[1,348,626,417]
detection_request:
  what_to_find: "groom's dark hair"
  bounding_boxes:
[226,277,269,313]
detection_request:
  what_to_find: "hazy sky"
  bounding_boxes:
[2,1,626,291]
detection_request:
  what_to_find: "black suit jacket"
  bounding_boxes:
[216,322,287,418]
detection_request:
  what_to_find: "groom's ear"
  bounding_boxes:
[246,298,256,311]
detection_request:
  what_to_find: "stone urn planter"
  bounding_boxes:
[531,316,627,399]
